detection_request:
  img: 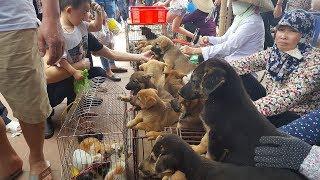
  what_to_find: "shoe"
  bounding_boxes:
[44,119,54,139]
[110,67,128,73]
[29,161,52,180]
[106,74,121,82]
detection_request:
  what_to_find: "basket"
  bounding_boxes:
[130,6,168,25]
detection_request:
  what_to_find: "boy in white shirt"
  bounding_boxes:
[54,0,103,80]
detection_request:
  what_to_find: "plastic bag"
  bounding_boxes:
[74,69,90,94]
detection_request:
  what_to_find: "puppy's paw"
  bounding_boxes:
[191,144,207,155]
[146,131,163,141]
[126,121,136,129]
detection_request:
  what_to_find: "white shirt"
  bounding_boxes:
[201,13,265,61]
[62,22,89,64]
[0,0,38,32]
[170,0,188,10]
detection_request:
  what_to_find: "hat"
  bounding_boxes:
[235,0,274,12]
[278,9,315,44]
[192,0,214,13]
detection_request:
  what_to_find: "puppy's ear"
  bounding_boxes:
[201,68,226,98]
[155,154,177,175]
[142,95,157,109]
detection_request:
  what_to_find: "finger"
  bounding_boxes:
[37,33,46,57]
[47,43,59,65]
[254,146,284,156]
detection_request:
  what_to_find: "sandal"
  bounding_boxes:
[6,120,21,133]
[29,161,52,180]
[106,74,121,82]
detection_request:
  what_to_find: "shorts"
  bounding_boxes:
[0,29,52,124]
[169,7,186,16]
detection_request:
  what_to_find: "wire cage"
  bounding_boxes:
[57,77,133,180]
[130,127,206,179]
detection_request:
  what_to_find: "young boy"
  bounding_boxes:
[56,0,103,80]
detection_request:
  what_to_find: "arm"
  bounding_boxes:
[39,0,64,65]
[87,2,103,32]
[229,49,270,75]
[59,59,84,80]
[273,0,283,18]
[92,46,152,62]
[154,0,171,6]
[200,21,261,60]
[254,56,320,117]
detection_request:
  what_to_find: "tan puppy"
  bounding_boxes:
[126,88,179,132]
[139,59,167,88]
[152,36,196,74]
[163,70,185,98]
[79,137,105,155]
[177,98,204,130]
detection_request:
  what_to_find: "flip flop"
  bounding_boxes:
[29,161,52,180]
[5,168,23,180]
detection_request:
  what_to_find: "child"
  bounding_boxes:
[154,0,194,39]
[55,0,103,80]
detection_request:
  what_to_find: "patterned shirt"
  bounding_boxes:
[229,48,320,117]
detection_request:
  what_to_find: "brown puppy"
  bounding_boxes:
[151,36,196,74]
[79,137,105,155]
[177,98,205,130]
[139,59,167,88]
[163,70,185,98]
[126,88,179,132]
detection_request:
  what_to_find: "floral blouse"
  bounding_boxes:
[229,48,320,117]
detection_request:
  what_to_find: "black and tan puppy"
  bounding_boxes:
[163,70,185,98]
[179,58,299,167]
[151,36,196,74]
[139,134,304,180]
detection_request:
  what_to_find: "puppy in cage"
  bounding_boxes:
[126,88,179,133]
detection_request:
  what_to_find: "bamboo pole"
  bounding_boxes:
[218,0,228,36]
[225,0,233,30]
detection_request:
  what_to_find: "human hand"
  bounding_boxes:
[198,36,209,46]
[38,17,64,65]
[91,2,102,15]
[180,46,200,55]
[254,136,312,170]
[73,70,84,80]
[153,2,166,6]
[140,50,154,61]
[273,5,283,18]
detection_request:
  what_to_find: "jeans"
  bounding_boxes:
[101,57,115,70]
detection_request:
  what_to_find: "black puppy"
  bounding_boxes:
[139,134,304,180]
[141,26,158,40]
[179,59,299,167]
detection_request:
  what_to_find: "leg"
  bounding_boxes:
[191,132,208,154]
[267,111,301,128]
[240,74,266,101]
[99,57,121,81]
[0,117,23,178]
[127,117,143,128]
[278,109,320,145]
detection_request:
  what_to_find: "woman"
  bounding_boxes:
[228,9,320,127]
[181,0,274,62]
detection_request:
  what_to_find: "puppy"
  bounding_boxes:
[141,26,158,40]
[177,97,204,130]
[126,88,179,132]
[139,59,167,88]
[79,137,105,155]
[151,36,196,74]
[139,134,305,180]
[179,59,291,166]
[163,70,185,98]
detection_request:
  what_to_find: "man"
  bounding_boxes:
[0,0,64,179]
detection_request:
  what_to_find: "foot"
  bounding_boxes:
[191,144,207,155]
[110,66,128,73]
[0,155,23,179]
[29,160,52,180]
[106,74,121,82]
[44,119,54,139]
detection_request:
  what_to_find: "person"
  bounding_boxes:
[228,9,320,127]
[181,0,217,39]
[154,0,194,39]
[54,0,103,80]
[278,109,320,145]
[0,0,64,178]
[273,0,311,19]
[96,0,129,73]
[254,135,320,180]
[181,0,274,62]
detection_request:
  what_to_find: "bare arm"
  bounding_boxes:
[92,46,152,62]
[88,2,103,32]
[39,0,64,65]
[59,59,77,75]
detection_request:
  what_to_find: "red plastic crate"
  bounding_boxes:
[130,6,168,25]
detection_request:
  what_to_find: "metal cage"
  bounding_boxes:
[57,77,133,180]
